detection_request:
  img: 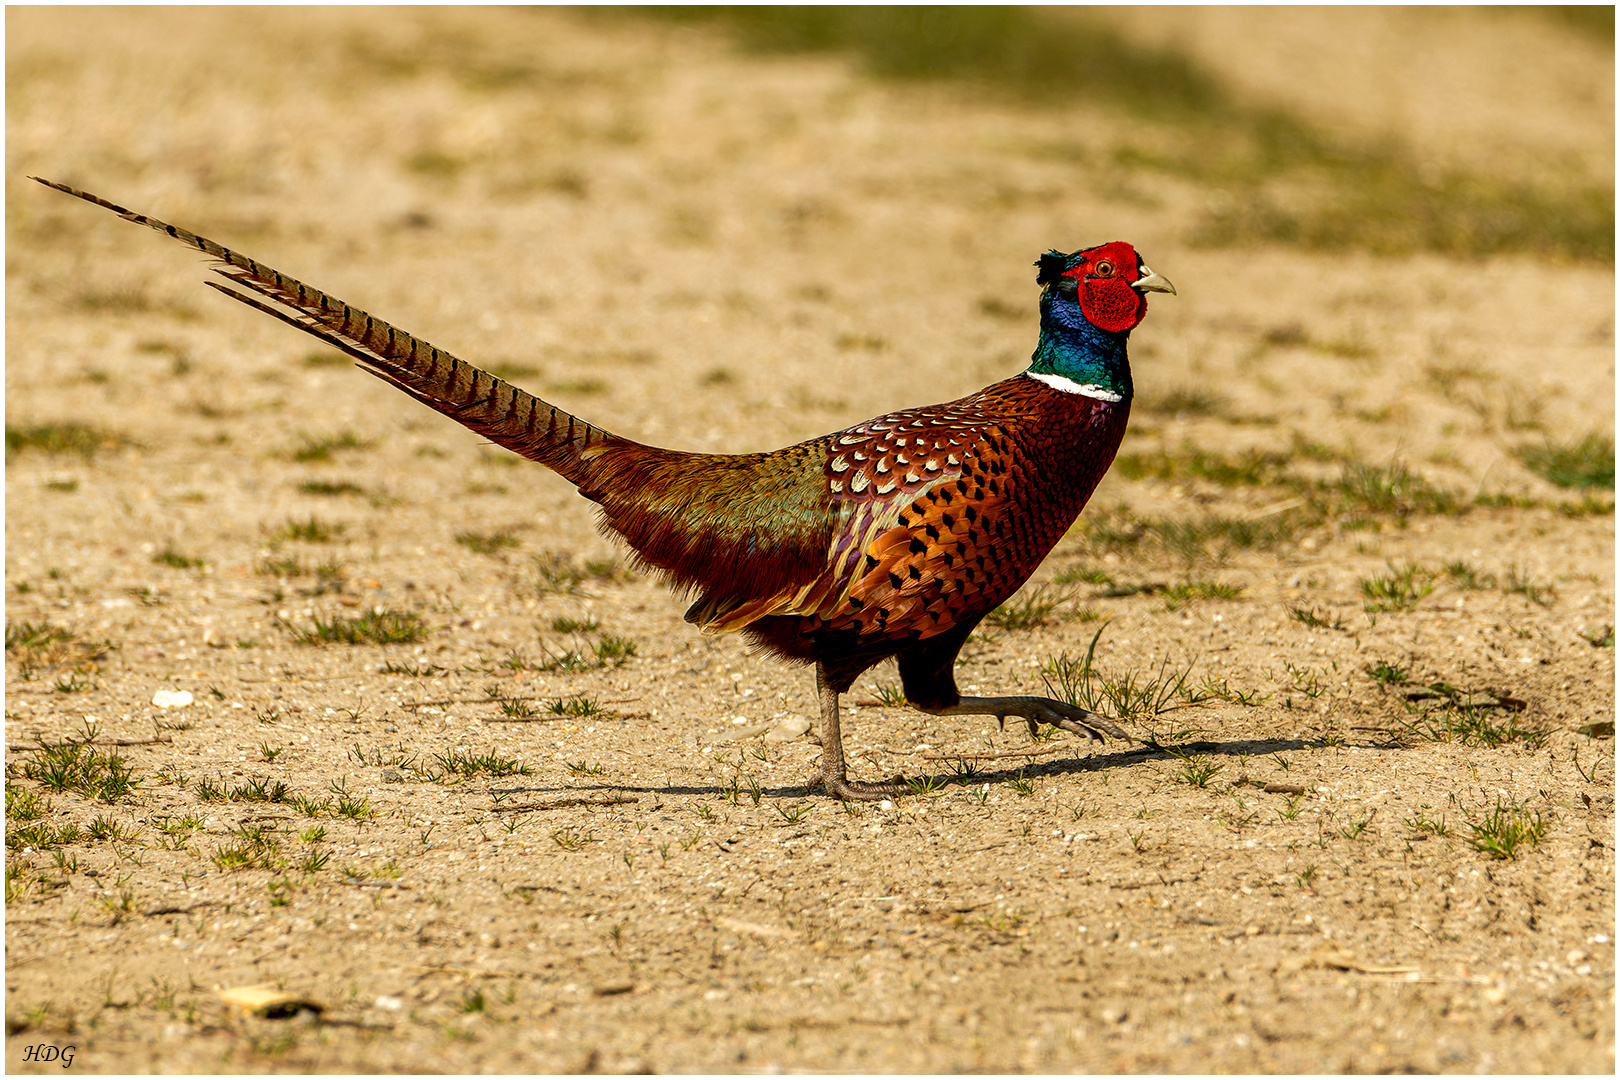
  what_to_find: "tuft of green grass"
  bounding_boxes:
[497,696,538,719]
[552,826,595,851]
[1558,495,1616,518]
[20,730,139,803]
[380,659,447,677]
[584,557,625,579]
[1516,433,1613,489]
[1403,811,1451,838]
[1196,675,1268,706]
[1040,625,1197,722]
[299,479,365,497]
[1164,747,1222,788]
[1443,560,1496,590]
[151,546,205,570]
[335,795,374,821]
[288,429,374,463]
[530,552,584,594]
[1053,565,1114,587]
[5,423,129,459]
[1004,773,1035,797]
[271,515,346,544]
[1364,659,1409,687]
[282,608,429,646]
[455,530,522,555]
[226,776,292,803]
[871,683,908,707]
[545,695,603,718]
[6,620,76,654]
[986,583,1073,630]
[289,793,333,818]
[257,554,306,578]
[1502,565,1556,607]
[1329,460,1457,517]
[296,850,332,874]
[594,634,638,665]
[1360,562,1436,612]
[1161,579,1244,608]
[6,822,82,851]
[485,362,542,382]
[550,615,600,635]
[903,775,945,796]
[5,784,50,824]
[1400,683,1549,749]
[433,749,532,779]
[53,672,92,694]
[1466,799,1549,860]
[1289,605,1343,630]
[212,843,265,871]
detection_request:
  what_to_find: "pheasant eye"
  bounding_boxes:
[1094,261,1113,276]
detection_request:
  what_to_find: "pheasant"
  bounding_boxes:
[34,177,1174,801]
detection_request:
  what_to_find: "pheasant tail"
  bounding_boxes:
[29,177,614,484]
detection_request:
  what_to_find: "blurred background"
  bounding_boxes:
[649,6,1613,260]
[7,6,1613,493]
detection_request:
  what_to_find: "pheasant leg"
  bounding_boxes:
[815,662,909,802]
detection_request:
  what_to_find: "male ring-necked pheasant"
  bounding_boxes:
[35,177,1174,801]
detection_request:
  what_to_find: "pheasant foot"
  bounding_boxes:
[924,696,1127,745]
[818,774,912,802]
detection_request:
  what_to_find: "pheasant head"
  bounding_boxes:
[1028,241,1175,401]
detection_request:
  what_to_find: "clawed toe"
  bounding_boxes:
[1045,711,1128,743]
[946,695,1129,745]
[818,775,909,802]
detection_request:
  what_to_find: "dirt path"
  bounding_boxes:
[6,8,1613,1073]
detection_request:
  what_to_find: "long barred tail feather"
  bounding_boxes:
[33,176,845,622]
[30,176,617,483]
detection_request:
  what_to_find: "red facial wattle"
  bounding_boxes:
[1067,241,1147,334]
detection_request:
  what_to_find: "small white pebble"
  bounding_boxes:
[879,799,895,811]
[151,689,193,708]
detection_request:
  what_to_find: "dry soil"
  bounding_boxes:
[5,8,1614,1074]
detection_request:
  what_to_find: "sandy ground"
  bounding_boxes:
[5,8,1613,1073]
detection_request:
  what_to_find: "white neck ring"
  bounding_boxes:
[1024,371,1123,402]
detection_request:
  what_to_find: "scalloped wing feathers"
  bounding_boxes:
[688,377,1129,643]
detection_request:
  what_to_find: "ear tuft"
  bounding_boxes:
[1035,250,1070,286]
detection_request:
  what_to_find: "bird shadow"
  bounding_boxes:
[486,735,1356,803]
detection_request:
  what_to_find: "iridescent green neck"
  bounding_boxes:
[1025,294,1132,400]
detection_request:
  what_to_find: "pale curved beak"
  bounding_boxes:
[1133,265,1176,296]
